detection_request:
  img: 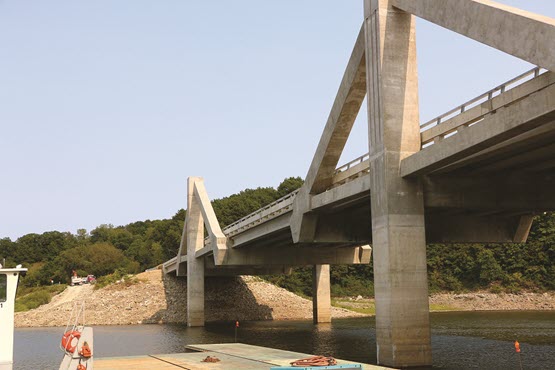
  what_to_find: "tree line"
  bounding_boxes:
[1,175,553,296]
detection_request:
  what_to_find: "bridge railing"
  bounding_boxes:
[420,67,547,147]
[222,189,299,236]
[334,153,370,175]
[420,67,544,132]
[209,68,548,242]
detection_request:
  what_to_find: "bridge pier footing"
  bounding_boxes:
[312,264,331,324]
[364,0,432,367]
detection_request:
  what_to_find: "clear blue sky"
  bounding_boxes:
[1,1,553,239]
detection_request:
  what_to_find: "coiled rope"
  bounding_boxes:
[290,355,337,367]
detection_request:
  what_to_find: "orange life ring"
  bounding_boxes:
[61,330,81,353]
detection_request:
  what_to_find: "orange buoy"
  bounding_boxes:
[61,330,81,353]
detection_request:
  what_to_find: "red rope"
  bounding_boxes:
[290,355,337,367]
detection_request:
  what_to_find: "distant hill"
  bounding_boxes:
[1,176,554,295]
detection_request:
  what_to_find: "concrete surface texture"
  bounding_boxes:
[95,343,394,370]
[312,264,332,324]
[162,0,555,367]
[364,0,432,366]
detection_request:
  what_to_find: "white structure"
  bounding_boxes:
[0,265,27,370]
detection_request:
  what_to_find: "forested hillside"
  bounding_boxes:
[1,175,553,296]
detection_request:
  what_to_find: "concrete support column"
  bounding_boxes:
[312,264,331,324]
[364,0,432,367]
[186,177,205,327]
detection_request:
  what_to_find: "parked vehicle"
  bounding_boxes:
[71,274,96,286]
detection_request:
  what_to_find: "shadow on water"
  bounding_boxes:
[14,311,555,370]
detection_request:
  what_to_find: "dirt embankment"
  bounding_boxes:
[15,271,555,328]
[430,291,555,311]
[15,270,361,328]
[335,291,555,313]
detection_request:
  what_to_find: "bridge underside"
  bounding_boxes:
[163,0,555,367]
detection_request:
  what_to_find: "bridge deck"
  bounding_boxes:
[164,67,555,275]
[219,67,554,240]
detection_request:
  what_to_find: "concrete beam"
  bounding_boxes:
[392,0,555,70]
[176,221,188,277]
[426,213,533,243]
[219,244,371,266]
[311,175,370,210]
[171,261,293,277]
[365,1,432,366]
[432,121,555,174]
[514,215,534,243]
[423,174,555,211]
[304,25,367,194]
[313,265,331,324]
[314,210,372,244]
[291,24,366,243]
[204,259,293,276]
[192,180,228,265]
[231,213,291,248]
[401,83,555,177]
[420,72,555,146]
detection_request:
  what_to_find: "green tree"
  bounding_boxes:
[277,177,304,197]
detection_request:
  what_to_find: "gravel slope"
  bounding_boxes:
[15,270,362,327]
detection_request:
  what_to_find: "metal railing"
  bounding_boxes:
[334,153,370,175]
[221,189,300,236]
[215,68,547,239]
[420,67,545,131]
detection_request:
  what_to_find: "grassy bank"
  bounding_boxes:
[332,297,457,315]
[15,284,66,312]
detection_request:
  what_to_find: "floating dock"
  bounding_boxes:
[95,343,394,369]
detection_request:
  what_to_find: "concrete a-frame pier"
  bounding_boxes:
[164,1,555,367]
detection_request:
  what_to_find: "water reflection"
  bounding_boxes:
[14,311,555,370]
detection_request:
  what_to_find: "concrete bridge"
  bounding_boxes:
[163,1,555,367]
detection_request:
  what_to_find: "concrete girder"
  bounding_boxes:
[401,83,555,177]
[314,209,372,244]
[217,244,371,266]
[433,122,555,174]
[204,258,293,276]
[420,72,555,147]
[525,158,555,172]
[303,25,367,195]
[311,174,371,211]
[423,174,555,212]
[192,180,228,265]
[426,213,534,243]
[231,213,291,248]
[392,0,555,71]
[166,259,293,277]
[467,141,555,174]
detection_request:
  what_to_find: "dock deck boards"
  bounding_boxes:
[95,343,394,369]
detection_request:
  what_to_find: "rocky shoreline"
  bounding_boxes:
[15,270,362,328]
[15,270,555,328]
[430,291,555,311]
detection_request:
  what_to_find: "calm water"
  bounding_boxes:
[14,311,555,369]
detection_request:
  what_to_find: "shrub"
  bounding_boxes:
[15,290,51,312]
